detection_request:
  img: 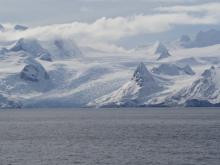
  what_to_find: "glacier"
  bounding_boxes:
[1,24,220,108]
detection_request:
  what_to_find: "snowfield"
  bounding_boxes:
[1,24,220,107]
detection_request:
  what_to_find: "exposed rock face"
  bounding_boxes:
[132,62,156,87]
[14,25,28,31]
[20,61,50,82]
[155,42,171,60]
[10,38,52,61]
[90,62,162,107]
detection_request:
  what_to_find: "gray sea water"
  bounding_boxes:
[0,108,219,165]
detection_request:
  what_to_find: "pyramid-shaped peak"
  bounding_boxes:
[155,42,171,60]
[132,62,155,86]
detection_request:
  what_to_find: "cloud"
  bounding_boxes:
[157,2,220,15]
[0,2,219,49]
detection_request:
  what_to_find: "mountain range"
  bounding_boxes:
[1,24,220,108]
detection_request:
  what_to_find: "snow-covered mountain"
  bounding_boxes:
[89,62,163,107]
[1,26,220,108]
[152,64,195,76]
[192,29,220,48]
[155,42,171,60]
[47,39,83,59]
[177,29,220,48]
[165,66,220,106]
[9,38,52,61]
[20,60,50,82]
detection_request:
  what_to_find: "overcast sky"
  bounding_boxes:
[0,0,218,25]
[0,0,220,48]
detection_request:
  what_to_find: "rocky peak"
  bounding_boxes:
[132,62,156,87]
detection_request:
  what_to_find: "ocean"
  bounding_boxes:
[0,108,219,165]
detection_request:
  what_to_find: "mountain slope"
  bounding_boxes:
[166,66,220,106]
[10,38,52,61]
[152,64,195,76]
[90,62,163,107]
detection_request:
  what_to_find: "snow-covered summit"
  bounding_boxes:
[155,42,171,60]
[10,38,52,61]
[90,62,162,107]
[132,62,156,86]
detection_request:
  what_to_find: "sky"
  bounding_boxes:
[0,0,220,48]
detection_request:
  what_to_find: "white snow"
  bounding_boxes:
[90,62,162,107]
[152,64,195,76]
[1,26,220,107]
